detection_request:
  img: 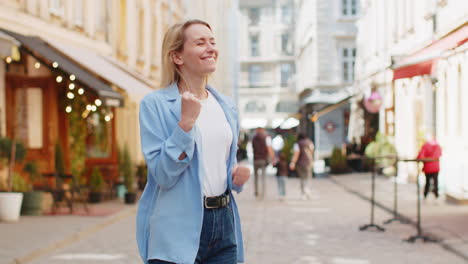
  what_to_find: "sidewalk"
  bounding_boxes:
[0,199,136,264]
[330,172,468,261]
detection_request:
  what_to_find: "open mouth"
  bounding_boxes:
[201,56,216,62]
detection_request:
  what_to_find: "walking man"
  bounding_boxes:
[252,127,275,199]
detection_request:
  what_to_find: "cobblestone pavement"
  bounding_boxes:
[2,173,467,264]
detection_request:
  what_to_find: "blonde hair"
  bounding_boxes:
[160,19,212,88]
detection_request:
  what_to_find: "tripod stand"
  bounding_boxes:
[384,160,409,225]
[403,160,438,243]
[359,160,385,232]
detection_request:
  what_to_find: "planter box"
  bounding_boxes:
[0,192,23,222]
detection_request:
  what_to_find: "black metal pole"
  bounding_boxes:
[359,159,385,232]
[384,160,408,224]
[404,160,437,243]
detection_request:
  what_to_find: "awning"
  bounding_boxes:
[309,95,353,122]
[393,24,468,80]
[301,86,354,106]
[0,31,19,58]
[1,29,123,106]
[45,39,154,101]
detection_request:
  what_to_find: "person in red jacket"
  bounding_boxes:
[417,135,442,199]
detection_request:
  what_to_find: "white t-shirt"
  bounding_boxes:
[196,90,233,197]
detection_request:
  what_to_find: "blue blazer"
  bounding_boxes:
[136,83,244,264]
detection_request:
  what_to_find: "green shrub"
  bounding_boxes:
[122,145,134,192]
[329,147,349,174]
[89,167,105,192]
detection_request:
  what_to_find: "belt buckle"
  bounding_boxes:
[204,197,217,209]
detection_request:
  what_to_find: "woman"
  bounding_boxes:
[289,133,314,200]
[137,20,250,264]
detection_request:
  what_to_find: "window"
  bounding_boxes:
[138,8,145,61]
[280,63,293,87]
[342,47,356,82]
[276,101,298,113]
[245,101,266,113]
[49,0,64,16]
[96,0,111,41]
[281,34,293,55]
[249,64,263,87]
[342,0,358,17]
[250,35,259,56]
[74,0,84,26]
[248,8,260,25]
[86,111,113,158]
[15,88,43,149]
[281,4,292,24]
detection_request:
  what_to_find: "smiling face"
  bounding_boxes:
[173,23,218,78]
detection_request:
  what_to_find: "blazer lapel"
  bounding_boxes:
[166,83,182,122]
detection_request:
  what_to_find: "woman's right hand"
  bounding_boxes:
[179,91,201,132]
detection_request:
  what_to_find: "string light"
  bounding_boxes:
[52,62,59,68]
[69,75,76,81]
[56,76,63,83]
[68,83,75,90]
[67,92,75,99]
[91,105,97,112]
[82,111,89,119]
[104,115,111,122]
[65,106,72,113]
[86,104,92,111]
[5,57,12,64]
[78,88,84,95]
[34,62,41,69]
[95,99,102,106]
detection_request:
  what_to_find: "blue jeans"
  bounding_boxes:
[276,176,287,196]
[149,204,237,264]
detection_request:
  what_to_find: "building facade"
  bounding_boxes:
[238,0,298,130]
[185,0,240,98]
[295,0,358,158]
[353,0,468,202]
[0,0,184,185]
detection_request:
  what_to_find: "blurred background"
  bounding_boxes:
[0,0,467,263]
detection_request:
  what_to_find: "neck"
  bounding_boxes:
[178,72,208,99]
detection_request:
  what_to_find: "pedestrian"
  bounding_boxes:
[251,127,276,199]
[417,133,442,201]
[275,151,289,201]
[289,133,314,200]
[137,19,250,264]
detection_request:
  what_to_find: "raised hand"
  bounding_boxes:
[232,165,250,186]
[179,91,201,132]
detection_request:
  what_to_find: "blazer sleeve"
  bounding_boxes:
[139,97,195,190]
[231,107,244,194]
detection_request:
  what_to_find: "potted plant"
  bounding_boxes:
[329,146,349,174]
[88,167,104,203]
[122,145,136,204]
[0,137,27,222]
[136,162,147,191]
[21,161,45,215]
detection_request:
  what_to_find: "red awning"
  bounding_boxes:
[393,25,468,80]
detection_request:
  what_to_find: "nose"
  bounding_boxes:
[206,42,217,53]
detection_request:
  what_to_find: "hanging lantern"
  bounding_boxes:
[364,91,382,113]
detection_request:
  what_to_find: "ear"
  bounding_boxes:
[171,52,183,66]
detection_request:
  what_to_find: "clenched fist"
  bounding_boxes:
[179,91,201,132]
[232,165,250,186]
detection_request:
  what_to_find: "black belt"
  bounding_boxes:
[204,189,230,209]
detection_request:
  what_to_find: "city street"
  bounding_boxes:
[3,172,467,264]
